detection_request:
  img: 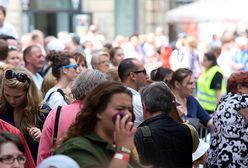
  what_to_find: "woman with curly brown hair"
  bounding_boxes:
[206,71,248,167]
[43,51,80,109]
[0,67,49,163]
[54,81,140,168]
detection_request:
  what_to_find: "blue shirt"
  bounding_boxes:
[186,96,211,127]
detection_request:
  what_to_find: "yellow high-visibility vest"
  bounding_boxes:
[197,65,226,112]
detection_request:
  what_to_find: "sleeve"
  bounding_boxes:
[210,71,223,90]
[37,108,56,165]
[193,97,211,127]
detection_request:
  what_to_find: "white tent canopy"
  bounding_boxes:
[166,0,248,23]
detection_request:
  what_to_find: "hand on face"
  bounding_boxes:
[114,114,137,150]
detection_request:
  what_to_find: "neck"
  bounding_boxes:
[124,81,138,91]
[25,65,37,74]
[56,76,71,89]
[172,88,186,102]
[94,123,113,144]
[144,111,163,120]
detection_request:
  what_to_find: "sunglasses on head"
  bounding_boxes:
[64,64,78,70]
[5,70,30,83]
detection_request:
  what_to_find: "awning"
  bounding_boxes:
[166,0,248,23]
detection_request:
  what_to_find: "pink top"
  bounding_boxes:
[37,100,82,165]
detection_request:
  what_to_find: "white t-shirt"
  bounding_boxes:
[127,87,144,127]
[44,87,67,110]
[0,23,18,38]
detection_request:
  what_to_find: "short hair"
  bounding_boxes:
[141,82,175,114]
[91,50,110,66]
[118,58,138,81]
[0,131,24,154]
[71,69,107,100]
[227,71,248,93]
[0,5,6,17]
[169,68,193,89]
[23,45,40,63]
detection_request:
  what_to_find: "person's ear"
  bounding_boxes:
[175,81,180,88]
[129,72,136,80]
[62,67,68,74]
[97,113,102,120]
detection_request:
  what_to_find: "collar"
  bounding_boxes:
[84,132,115,152]
[138,113,172,127]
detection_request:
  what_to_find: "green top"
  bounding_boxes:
[54,132,115,168]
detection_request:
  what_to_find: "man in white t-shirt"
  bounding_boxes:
[23,45,45,89]
[118,58,149,127]
[0,5,18,38]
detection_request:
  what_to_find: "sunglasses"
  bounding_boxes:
[133,69,147,75]
[5,70,30,83]
[64,64,78,70]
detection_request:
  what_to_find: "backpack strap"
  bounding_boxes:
[46,89,65,102]
[53,106,62,145]
[140,126,153,143]
[138,126,155,165]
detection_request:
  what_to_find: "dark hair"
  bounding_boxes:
[0,39,8,61]
[46,51,74,79]
[118,58,138,81]
[141,82,175,114]
[169,68,193,89]
[0,131,24,154]
[0,5,6,17]
[204,52,217,67]
[57,81,132,146]
[150,67,173,83]
[227,71,248,93]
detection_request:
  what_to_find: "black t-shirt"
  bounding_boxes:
[210,71,223,90]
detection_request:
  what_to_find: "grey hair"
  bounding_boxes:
[71,69,108,100]
[91,50,110,65]
[140,82,175,114]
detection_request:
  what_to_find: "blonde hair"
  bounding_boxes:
[0,67,43,133]
[41,71,58,98]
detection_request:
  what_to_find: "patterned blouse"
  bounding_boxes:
[206,92,248,167]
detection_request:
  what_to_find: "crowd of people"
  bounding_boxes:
[0,4,247,168]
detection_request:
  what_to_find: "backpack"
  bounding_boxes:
[136,126,156,166]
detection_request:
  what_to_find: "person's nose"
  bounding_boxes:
[12,159,21,168]
[9,97,15,104]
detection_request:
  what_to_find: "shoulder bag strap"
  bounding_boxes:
[53,106,62,145]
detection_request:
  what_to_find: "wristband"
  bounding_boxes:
[116,146,131,154]
[114,153,130,161]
